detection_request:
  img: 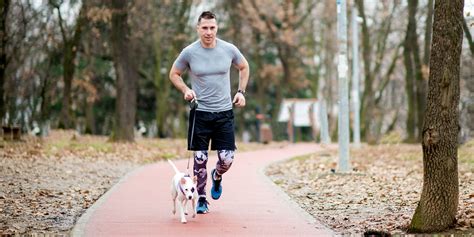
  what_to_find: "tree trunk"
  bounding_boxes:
[356,0,375,143]
[0,0,9,124]
[321,0,337,141]
[462,17,474,141]
[409,0,464,232]
[154,42,170,138]
[85,99,96,134]
[253,34,266,116]
[462,17,474,56]
[58,2,87,129]
[411,0,426,142]
[39,51,55,136]
[423,0,434,65]
[418,0,434,141]
[110,0,137,142]
[403,0,418,142]
[154,0,191,138]
[59,40,75,129]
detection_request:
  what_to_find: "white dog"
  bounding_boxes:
[167,159,198,223]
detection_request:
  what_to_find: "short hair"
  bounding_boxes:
[198,11,216,24]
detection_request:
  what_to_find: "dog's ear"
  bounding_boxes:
[180,177,186,185]
[193,176,197,184]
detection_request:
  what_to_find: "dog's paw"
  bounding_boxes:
[192,213,196,218]
[181,219,187,224]
[172,210,176,215]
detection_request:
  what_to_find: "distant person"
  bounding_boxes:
[169,11,250,214]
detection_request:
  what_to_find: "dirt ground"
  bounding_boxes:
[0,130,278,235]
[266,141,474,235]
[1,130,473,235]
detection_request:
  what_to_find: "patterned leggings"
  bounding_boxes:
[193,150,234,197]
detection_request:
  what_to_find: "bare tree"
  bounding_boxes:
[152,0,193,138]
[110,0,137,142]
[238,0,315,99]
[0,0,8,123]
[403,0,420,142]
[419,0,434,141]
[2,1,48,127]
[461,17,474,142]
[409,0,464,232]
[462,17,474,56]
[321,0,338,138]
[423,0,434,65]
[355,0,401,143]
[49,0,88,129]
[412,0,426,142]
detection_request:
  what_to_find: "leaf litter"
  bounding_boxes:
[0,130,281,235]
[266,142,474,235]
[1,130,473,235]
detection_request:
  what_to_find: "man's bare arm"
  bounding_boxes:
[169,65,196,101]
[232,56,250,107]
[234,56,250,92]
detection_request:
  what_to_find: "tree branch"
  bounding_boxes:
[294,1,317,29]
[373,2,398,76]
[375,42,403,105]
[50,0,68,43]
[463,17,474,56]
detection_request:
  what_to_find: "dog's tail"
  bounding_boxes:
[167,159,180,174]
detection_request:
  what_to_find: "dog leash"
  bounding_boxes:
[187,98,198,175]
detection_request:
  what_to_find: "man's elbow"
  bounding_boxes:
[243,63,250,73]
[169,69,179,81]
[239,60,249,72]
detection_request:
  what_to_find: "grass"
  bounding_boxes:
[292,154,313,162]
[459,141,474,169]
[24,130,282,164]
[285,139,473,173]
[162,152,178,159]
[45,138,113,156]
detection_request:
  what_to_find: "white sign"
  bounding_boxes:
[277,99,320,128]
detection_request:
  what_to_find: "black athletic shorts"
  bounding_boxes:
[187,109,236,151]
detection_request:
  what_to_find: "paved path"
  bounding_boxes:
[73,143,334,236]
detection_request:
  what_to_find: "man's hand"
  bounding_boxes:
[184,89,196,101]
[233,92,246,107]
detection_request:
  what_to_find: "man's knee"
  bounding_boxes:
[217,150,234,172]
[194,150,208,165]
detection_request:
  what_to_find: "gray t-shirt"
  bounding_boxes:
[173,38,244,112]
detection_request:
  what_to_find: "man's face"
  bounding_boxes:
[197,18,218,45]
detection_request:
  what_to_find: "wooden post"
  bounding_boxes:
[2,126,21,141]
[287,103,295,143]
[309,102,319,142]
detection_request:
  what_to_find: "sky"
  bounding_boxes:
[466,0,474,18]
[35,0,474,24]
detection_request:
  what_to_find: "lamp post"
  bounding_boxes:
[337,0,350,172]
[351,5,361,148]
